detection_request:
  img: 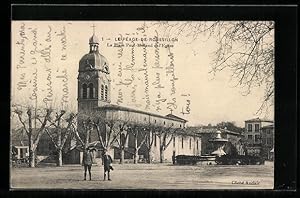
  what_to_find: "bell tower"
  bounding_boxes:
[77,27,111,114]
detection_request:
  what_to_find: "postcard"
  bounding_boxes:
[10,21,274,189]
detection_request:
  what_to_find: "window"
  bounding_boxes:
[247,124,253,132]
[105,85,108,100]
[154,134,157,147]
[189,138,192,149]
[267,129,271,134]
[267,137,272,145]
[255,124,259,132]
[255,134,260,143]
[82,84,87,99]
[173,137,175,148]
[88,83,94,99]
[101,85,104,100]
[180,124,182,128]
[196,140,199,149]
[163,121,166,125]
[181,137,184,149]
[248,135,253,140]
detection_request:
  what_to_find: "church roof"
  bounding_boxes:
[165,114,188,122]
[96,104,188,123]
[79,52,109,72]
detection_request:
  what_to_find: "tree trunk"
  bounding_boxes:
[29,149,35,167]
[133,148,138,164]
[57,149,63,166]
[85,128,90,149]
[160,147,164,163]
[119,149,124,164]
[133,136,138,164]
[28,135,35,168]
[147,149,152,163]
[57,127,62,166]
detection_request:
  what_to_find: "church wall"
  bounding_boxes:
[151,134,160,162]
[149,135,202,163]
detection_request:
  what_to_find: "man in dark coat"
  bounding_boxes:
[102,149,113,181]
[82,148,94,180]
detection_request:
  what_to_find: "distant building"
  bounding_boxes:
[261,124,274,160]
[11,128,72,163]
[244,118,274,158]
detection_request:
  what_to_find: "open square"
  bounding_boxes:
[11,162,274,189]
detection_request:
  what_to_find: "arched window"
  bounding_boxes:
[101,85,104,100]
[189,138,192,149]
[82,84,87,99]
[105,85,108,101]
[88,83,94,99]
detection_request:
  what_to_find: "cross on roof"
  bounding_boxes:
[170,109,173,115]
[91,23,96,35]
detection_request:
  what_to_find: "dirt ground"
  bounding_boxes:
[10,161,274,190]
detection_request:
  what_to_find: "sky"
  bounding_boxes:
[11,21,274,127]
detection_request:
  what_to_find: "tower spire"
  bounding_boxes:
[89,24,99,52]
[91,23,96,35]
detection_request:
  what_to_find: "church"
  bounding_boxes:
[70,31,202,164]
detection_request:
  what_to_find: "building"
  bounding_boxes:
[260,124,274,160]
[11,128,72,163]
[244,118,274,157]
[71,31,201,164]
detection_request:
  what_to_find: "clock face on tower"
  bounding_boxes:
[84,74,91,80]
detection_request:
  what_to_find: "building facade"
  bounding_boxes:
[260,124,274,160]
[244,118,274,158]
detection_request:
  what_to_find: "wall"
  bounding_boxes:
[150,135,201,162]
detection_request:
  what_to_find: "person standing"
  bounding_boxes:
[172,151,176,165]
[82,148,94,180]
[102,149,113,181]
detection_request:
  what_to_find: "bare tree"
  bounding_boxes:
[144,125,157,163]
[148,21,274,114]
[44,110,76,166]
[90,112,131,164]
[12,105,52,167]
[129,125,148,164]
[157,125,180,163]
[70,115,94,150]
[116,123,129,164]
